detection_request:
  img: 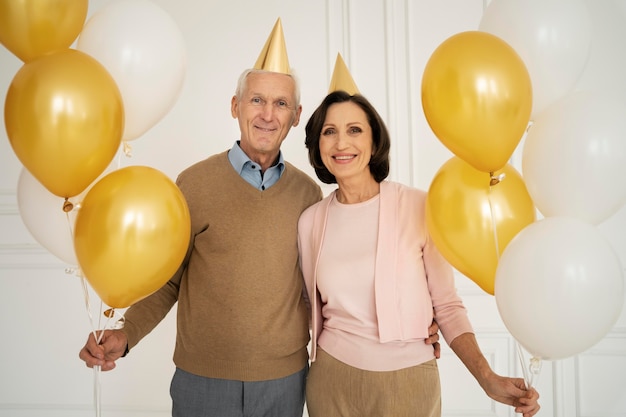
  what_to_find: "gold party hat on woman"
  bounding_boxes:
[328,53,360,95]
[253,18,291,74]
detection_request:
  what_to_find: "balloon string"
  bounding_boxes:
[489,172,542,393]
[64,209,76,254]
[79,274,102,416]
[73,150,127,417]
[487,172,504,260]
[489,174,542,391]
[93,307,103,417]
[80,274,120,417]
[515,340,542,390]
[74,145,126,417]
[94,365,102,417]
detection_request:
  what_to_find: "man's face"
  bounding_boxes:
[231,72,302,163]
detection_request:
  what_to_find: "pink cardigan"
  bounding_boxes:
[298,181,473,361]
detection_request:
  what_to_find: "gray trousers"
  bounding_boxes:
[170,366,307,417]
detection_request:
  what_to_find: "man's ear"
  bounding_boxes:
[292,104,303,127]
[230,95,238,118]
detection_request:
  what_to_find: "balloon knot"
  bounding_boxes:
[63,198,74,212]
[123,141,133,157]
[529,357,542,375]
[490,172,506,186]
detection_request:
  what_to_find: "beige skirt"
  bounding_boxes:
[306,348,441,417]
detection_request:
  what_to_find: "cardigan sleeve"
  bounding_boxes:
[423,223,474,346]
[297,199,329,361]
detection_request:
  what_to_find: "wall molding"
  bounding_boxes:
[0,404,169,417]
[0,189,17,215]
[0,244,69,270]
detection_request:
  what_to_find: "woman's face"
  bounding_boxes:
[319,101,373,182]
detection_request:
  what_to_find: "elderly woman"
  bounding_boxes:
[298,89,540,417]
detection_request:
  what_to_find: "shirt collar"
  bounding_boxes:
[228,141,285,174]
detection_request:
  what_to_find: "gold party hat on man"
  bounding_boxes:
[253,18,291,74]
[328,53,360,95]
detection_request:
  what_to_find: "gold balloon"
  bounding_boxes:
[425,157,536,295]
[74,166,191,309]
[5,49,124,199]
[0,0,88,62]
[421,31,532,173]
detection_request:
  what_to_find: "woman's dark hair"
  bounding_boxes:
[304,90,391,184]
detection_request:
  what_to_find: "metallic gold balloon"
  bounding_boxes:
[0,0,88,62]
[425,157,536,295]
[421,31,532,173]
[5,49,124,199]
[74,166,191,309]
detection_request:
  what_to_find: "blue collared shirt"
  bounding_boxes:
[227,141,285,190]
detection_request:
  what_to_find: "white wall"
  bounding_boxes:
[1,1,625,416]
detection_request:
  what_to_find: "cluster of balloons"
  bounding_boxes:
[2,0,190,308]
[422,0,625,363]
[422,29,534,294]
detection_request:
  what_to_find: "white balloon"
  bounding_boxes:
[17,162,118,265]
[573,0,626,105]
[77,0,187,141]
[17,168,79,265]
[522,91,626,225]
[495,217,624,360]
[479,0,592,117]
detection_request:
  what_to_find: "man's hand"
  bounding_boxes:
[425,320,441,359]
[78,329,128,371]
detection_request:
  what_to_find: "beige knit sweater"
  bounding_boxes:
[122,151,322,381]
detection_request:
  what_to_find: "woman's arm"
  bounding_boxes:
[450,332,541,417]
